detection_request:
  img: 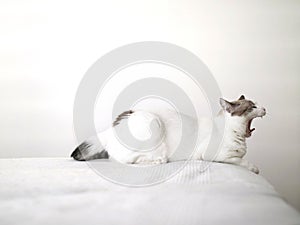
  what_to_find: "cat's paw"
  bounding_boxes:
[135,156,167,165]
[151,157,167,164]
[248,164,259,174]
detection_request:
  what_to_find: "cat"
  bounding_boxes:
[71,95,266,174]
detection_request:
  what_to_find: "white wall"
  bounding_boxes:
[0,0,299,210]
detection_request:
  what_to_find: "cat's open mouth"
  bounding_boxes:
[246,113,265,137]
[245,119,255,138]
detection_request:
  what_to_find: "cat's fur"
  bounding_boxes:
[71,95,266,173]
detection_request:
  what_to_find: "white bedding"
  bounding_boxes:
[0,158,299,225]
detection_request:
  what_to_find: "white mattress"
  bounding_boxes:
[0,158,299,225]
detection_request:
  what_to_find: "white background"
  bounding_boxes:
[0,0,299,210]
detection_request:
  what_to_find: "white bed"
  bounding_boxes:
[0,158,299,225]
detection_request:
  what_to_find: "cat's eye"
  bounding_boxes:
[252,106,257,109]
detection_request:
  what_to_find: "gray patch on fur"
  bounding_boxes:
[112,110,134,126]
[220,95,255,116]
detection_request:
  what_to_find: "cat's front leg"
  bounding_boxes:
[222,157,259,174]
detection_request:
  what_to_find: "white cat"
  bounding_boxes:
[71,95,266,174]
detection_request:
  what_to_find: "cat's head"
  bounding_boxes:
[219,95,266,137]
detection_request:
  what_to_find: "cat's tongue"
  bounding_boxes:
[245,119,255,138]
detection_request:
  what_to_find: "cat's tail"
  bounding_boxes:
[70,111,134,161]
[71,109,165,162]
[70,136,109,161]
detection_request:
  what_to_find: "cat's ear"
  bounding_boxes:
[220,98,236,113]
[238,95,245,100]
